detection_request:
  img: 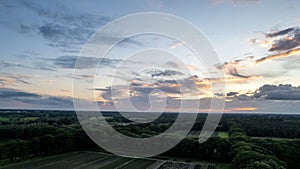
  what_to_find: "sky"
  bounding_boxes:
[0,0,300,113]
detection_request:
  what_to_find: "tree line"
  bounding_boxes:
[0,110,299,169]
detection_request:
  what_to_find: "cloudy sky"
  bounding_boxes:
[1,0,300,113]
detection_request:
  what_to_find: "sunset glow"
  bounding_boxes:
[0,0,300,113]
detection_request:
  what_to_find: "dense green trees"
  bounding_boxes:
[5,140,18,161]
[3,140,30,161]
[165,137,231,162]
[229,124,287,169]
[0,110,91,161]
[250,139,300,169]
[223,114,300,138]
[0,110,299,169]
[0,129,98,161]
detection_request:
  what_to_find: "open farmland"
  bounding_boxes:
[1,111,299,169]
[1,151,219,169]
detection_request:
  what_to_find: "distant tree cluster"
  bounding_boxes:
[250,138,300,169]
[0,112,97,161]
[0,124,98,161]
[225,114,300,138]
[0,110,299,169]
[229,123,287,169]
[166,137,231,162]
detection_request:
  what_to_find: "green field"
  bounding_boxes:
[188,131,228,139]
[100,157,132,169]
[0,117,10,122]
[218,132,229,138]
[0,151,221,169]
[23,117,39,121]
[216,163,230,169]
[0,116,38,122]
[118,159,155,169]
[1,152,84,169]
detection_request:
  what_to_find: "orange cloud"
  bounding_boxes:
[40,80,55,84]
[196,76,260,86]
[249,38,274,48]
[255,47,300,63]
[186,64,198,71]
[230,107,257,111]
[217,47,300,80]
[169,41,185,49]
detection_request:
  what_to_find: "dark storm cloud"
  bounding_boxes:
[43,55,122,69]
[0,88,74,107]
[227,91,238,97]
[268,27,300,52]
[0,88,40,98]
[265,27,295,38]
[147,70,184,77]
[254,84,300,100]
[232,84,300,101]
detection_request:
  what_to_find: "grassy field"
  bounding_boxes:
[23,117,39,121]
[216,163,230,169]
[100,157,132,169]
[0,152,156,169]
[0,117,10,122]
[0,151,224,169]
[118,159,155,169]
[218,132,229,138]
[188,131,229,139]
[0,116,38,122]
[1,152,84,169]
